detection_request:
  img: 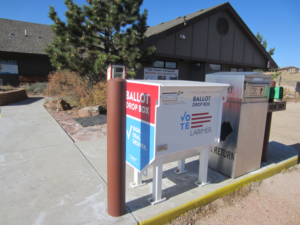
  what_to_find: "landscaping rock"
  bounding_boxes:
[78,105,104,117]
[44,100,57,109]
[57,99,71,111]
[78,109,92,118]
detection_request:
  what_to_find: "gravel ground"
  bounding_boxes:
[169,164,300,225]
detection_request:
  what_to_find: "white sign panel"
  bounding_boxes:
[144,67,178,80]
[156,89,225,159]
[0,60,18,74]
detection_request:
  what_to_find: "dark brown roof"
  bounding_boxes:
[0,18,54,55]
[145,3,226,37]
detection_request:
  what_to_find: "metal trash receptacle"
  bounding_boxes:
[206,72,271,178]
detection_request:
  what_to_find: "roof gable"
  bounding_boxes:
[0,19,54,55]
[143,2,278,69]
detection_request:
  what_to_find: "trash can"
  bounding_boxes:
[206,72,271,178]
[126,80,229,204]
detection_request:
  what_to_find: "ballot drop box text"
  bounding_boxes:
[125,80,229,204]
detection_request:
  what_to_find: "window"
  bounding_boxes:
[152,60,177,69]
[193,62,201,70]
[165,61,177,69]
[209,64,222,71]
[153,60,164,68]
[230,67,245,72]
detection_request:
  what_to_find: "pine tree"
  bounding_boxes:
[255,32,275,56]
[45,0,156,83]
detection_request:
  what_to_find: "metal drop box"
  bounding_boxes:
[125,80,229,204]
[206,72,272,178]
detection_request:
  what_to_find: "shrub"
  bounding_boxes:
[22,82,47,94]
[45,71,107,107]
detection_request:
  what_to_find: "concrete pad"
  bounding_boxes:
[0,106,55,128]
[0,143,136,225]
[0,121,73,153]
[1,98,298,224]
[0,98,55,128]
[76,139,298,223]
[0,99,72,153]
[270,102,300,161]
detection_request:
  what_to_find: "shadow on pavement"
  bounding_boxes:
[7,97,44,106]
[262,141,299,166]
[288,143,300,163]
[126,141,298,213]
[126,160,230,213]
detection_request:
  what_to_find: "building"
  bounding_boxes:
[276,66,299,73]
[0,19,55,86]
[0,2,278,85]
[136,2,278,80]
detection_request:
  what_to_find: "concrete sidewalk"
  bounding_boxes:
[0,98,298,225]
[0,98,135,225]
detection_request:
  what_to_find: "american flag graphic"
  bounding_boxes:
[191,112,212,129]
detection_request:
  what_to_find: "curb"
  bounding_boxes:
[139,156,298,225]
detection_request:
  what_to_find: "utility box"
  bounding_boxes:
[206,72,271,178]
[126,80,229,204]
[274,87,284,99]
[106,63,126,81]
[270,87,284,100]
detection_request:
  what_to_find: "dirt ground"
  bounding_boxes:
[168,165,300,225]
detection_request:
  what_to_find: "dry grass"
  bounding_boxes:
[264,72,300,102]
[166,181,262,225]
[273,72,300,87]
[0,85,15,92]
[20,82,47,95]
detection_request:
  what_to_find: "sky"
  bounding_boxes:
[0,0,299,68]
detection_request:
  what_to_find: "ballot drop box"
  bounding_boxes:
[126,80,229,204]
[206,72,272,178]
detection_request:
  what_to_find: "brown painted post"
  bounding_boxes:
[261,81,276,162]
[107,78,126,217]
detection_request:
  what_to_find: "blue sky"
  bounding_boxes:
[1,0,299,68]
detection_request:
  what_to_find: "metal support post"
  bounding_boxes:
[148,157,166,205]
[262,81,276,162]
[174,159,188,174]
[195,147,211,187]
[107,78,126,217]
[130,169,146,188]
